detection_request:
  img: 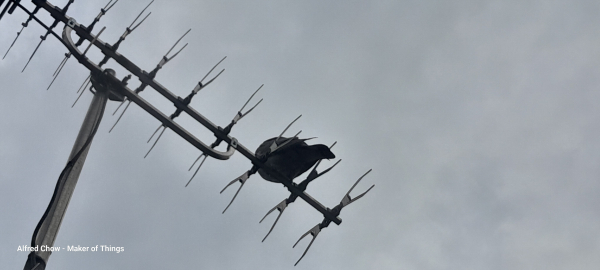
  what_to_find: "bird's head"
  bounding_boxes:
[314,144,335,159]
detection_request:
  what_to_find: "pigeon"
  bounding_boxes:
[255,137,335,183]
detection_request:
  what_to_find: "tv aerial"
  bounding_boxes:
[0,0,375,268]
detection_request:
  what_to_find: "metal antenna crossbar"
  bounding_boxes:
[58,24,239,162]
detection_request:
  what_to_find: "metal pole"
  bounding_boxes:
[24,88,109,270]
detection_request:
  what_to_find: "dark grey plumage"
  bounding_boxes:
[255,137,335,183]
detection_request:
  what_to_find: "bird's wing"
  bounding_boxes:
[271,137,309,153]
[255,137,277,158]
[256,137,309,158]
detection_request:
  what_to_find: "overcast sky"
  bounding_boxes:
[2,0,600,269]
